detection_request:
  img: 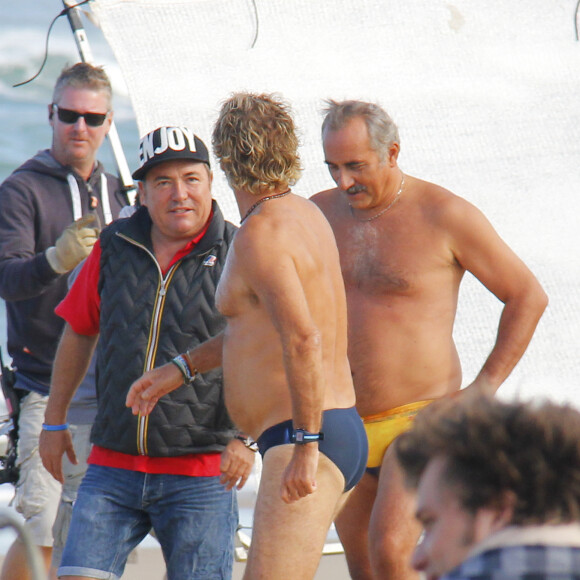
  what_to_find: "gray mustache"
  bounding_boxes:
[347,184,366,195]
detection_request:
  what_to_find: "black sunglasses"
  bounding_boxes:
[51,104,109,127]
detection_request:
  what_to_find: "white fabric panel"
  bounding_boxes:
[90,0,580,402]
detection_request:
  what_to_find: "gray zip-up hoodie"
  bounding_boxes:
[0,150,126,393]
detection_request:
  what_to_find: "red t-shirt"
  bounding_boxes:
[56,219,222,476]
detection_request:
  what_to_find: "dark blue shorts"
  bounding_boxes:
[256,407,368,491]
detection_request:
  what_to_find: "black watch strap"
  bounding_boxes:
[235,434,258,452]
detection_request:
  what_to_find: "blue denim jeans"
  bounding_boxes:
[58,464,238,580]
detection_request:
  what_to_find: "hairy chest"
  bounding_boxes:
[336,217,454,296]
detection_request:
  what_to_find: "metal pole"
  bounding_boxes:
[0,509,46,580]
[62,0,137,204]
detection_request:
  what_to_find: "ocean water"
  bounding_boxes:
[0,6,266,552]
[0,0,140,352]
[0,1,141,548]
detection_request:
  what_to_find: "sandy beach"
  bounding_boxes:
[121,547,350,579]
[0,470,350,579]
[0,545,351,579]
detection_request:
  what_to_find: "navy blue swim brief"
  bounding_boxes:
[256,407,368,491]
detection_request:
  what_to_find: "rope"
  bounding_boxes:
[13,0,92,88]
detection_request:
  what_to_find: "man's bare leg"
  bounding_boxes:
[244,445,346,580]
[368,446,421,580]
[334,472,377,579]
[0,540,51,580]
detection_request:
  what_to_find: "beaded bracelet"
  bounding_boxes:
[171,354,197,385]
[42,423,69,431]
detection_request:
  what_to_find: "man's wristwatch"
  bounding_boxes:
[290,429,324,444]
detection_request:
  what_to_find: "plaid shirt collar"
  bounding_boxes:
[443,525,580,580]
[471,524,580,557]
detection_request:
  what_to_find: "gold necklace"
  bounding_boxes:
[350,175,405,222]
[240,190,291,224]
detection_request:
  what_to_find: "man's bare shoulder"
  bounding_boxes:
[411,177,480,225]
[310,186,339,200]
[234,203,301,262]
[238,198,334,272]
[411,178,513,266]
[230,215,274,259]
[309,187,340,212]
[413,176,456,203]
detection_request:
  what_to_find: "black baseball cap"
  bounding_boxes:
[132,126,210,180]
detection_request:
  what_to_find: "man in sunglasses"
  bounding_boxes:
[0,62,128,580]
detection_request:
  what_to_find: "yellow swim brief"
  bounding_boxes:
[363,399,433,468]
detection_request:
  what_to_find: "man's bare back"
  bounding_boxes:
[127,94,370,579]
[216,193,355,438]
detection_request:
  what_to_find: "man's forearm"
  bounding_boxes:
[183,332,224,374]
[45,324,98,424]
[126,332,225,417]
[473,284,548,392]
[283,331,325,432]
[0,253,59,301]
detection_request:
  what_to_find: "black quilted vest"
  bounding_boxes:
[91,202,238,456]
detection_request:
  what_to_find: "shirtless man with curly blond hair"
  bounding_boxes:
[127,93,368,579]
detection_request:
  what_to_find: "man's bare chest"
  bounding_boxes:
[335,221,443,296]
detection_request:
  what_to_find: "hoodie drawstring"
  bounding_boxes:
[67,173,113,225]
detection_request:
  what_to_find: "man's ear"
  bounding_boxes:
[104,110,113,135]
[473,490,516,542]
[492,489,517,530]
[137,181,146,206]
[388,142,400,166]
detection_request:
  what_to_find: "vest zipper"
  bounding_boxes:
[116,233,180,455]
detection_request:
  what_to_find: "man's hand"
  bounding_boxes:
[39,428,76,484]
[46,214,100,273]
[456,374,497,399]
[126,363,183,416]
[219,438,255,491]
[280,444,319,503]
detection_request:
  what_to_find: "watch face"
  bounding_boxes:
[291,429,323,444]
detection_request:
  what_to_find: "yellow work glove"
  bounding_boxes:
[46,214,100,274]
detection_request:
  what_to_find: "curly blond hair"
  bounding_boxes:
[212,92,302,196]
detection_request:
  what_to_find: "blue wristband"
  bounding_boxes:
[42,423,69,431]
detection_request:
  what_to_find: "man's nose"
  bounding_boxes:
[335,169,355,191]
[411,541,427,571]
[172,181,188,200]
[73,116,88,130]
